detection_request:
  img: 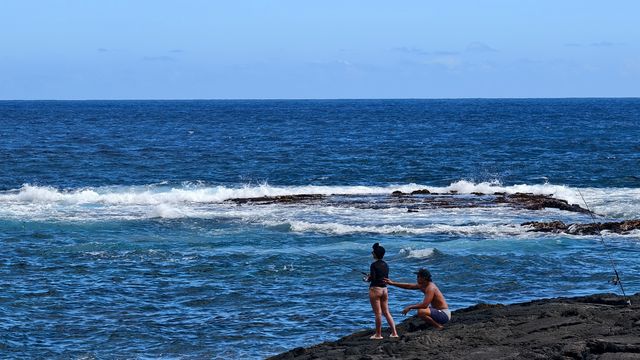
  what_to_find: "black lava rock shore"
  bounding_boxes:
[269,293,640,360]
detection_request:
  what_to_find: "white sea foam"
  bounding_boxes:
[281,220,528,236]
[431,180,582,204]
[149,204,187,219]
[0,181,611,205]
[0,183,419,205]
[1,182,639,226]
[399,247,436,258]
[287,221,430,235]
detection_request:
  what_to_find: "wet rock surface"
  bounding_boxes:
[227,192,593,214]
[226,194,326,205]
[523,220,640,235]
[495,193,592,214]
[269,293,640,360]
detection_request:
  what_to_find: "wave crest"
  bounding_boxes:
[399,247,436,259]
[1,183,429,205]
[1,181,638,222]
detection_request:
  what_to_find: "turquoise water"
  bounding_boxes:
[1,99,639,358]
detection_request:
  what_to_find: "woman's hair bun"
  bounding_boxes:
[372,242,385,259]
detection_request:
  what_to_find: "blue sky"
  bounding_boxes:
[1,0,639,99]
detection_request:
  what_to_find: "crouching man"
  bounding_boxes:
[384,268,451,330]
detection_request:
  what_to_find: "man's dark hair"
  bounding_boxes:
[372,242,385,259]
[415,268,432,282]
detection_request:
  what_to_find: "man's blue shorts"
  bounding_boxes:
[429,306,451,325]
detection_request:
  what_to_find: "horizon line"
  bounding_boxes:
[1,96,639,101]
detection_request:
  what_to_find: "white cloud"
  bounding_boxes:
[466,42,497,53]
[426,55,463,70]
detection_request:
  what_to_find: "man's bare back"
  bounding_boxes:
[421,282,448,310]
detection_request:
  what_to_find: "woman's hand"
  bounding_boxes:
[402,306,412,315]
[383,277,394,285]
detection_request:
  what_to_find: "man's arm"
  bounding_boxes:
[402,286,435,314]
[384,278,420,290]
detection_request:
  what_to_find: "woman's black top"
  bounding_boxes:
[369,259,388,288]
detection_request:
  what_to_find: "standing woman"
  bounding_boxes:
[367,242,399,339]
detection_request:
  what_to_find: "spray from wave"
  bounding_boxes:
[399,247,436,259]
[0,181,594,205]
[277,221,527,236]
[0,181,638,226]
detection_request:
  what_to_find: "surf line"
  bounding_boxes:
[577,189,631,306]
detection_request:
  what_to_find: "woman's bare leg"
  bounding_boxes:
[380,288,398,337]
[369,288,383,338]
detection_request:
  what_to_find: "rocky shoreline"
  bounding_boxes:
[269,293,640,360]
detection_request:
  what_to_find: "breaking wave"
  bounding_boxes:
[278,221,535,236]
[0,181,638,223]
[399,247,436,259]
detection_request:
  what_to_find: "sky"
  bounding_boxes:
[1,0,639,99]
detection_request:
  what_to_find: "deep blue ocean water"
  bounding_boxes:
[1,99,639,359]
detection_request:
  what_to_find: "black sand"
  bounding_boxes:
[269,293,640,360]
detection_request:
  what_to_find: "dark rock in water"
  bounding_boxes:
[226,192,595,216]
[523,219,640,235]
[268,293,640,360]
[410,189,430,195]
[602,219,640,233]
[521,220,568,233]
[497,193,591,213]
[394,191,591,214]
[226,194,325,205]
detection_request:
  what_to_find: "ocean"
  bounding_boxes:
[1,99,639,359]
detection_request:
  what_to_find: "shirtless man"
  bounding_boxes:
[384,268,451,330]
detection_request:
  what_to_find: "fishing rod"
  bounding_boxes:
[577,189,631,306]
[290,244,369,277]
